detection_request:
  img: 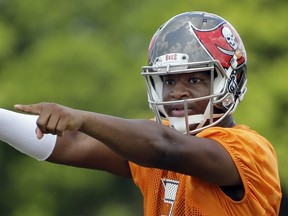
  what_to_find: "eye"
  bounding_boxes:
[162,77,175,85]
[189,77,201,84]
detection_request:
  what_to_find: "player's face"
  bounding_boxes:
[162,71,211,118]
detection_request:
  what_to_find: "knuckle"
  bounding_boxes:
[46,124,55,132]
[36,118,45,127]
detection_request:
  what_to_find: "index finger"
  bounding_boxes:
[14,104,42,115]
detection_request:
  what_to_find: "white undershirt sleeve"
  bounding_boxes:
[0,108,56,161]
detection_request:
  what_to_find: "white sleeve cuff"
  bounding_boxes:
[0,108,56,160]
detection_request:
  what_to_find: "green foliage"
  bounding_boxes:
[0,0,287,215]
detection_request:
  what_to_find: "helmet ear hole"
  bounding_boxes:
[231,64,247,101]
[236,65,247,91]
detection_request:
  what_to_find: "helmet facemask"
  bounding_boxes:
[142,53,241,134]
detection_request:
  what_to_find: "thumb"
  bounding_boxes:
[36,127,44,140]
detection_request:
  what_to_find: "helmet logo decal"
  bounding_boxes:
[192,23,245,68]
[217,26,239,57]
[222,26,238,49]
[216,46,235,56]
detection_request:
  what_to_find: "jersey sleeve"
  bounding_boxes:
[196,125,282,214]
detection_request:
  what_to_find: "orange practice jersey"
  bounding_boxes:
[129,125,282,216]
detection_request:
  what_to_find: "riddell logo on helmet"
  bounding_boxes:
[165,54,178,61]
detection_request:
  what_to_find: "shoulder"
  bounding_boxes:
[196,124,278,173]
[196,124,270,150]
[198,125,281,207]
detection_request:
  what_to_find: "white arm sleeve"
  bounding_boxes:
[0,108,56,161]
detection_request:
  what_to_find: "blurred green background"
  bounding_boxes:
[0,0,287,215]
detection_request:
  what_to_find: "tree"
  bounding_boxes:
[0,0,287,215]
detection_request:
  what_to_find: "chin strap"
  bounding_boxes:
[168,115,205,134]
[168,101,224,134]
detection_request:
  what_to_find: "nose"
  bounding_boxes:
[170,82,190,99]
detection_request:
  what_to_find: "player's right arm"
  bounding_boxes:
[0,108,131,178]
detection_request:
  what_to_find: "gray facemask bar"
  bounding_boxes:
[141,59,237,134]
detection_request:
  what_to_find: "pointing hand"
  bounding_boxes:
[14,103,84,139]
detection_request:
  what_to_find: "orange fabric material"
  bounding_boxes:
[129,125,282,216]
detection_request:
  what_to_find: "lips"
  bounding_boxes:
[169,103,194,117]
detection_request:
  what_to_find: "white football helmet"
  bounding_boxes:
[141,11,247,134]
